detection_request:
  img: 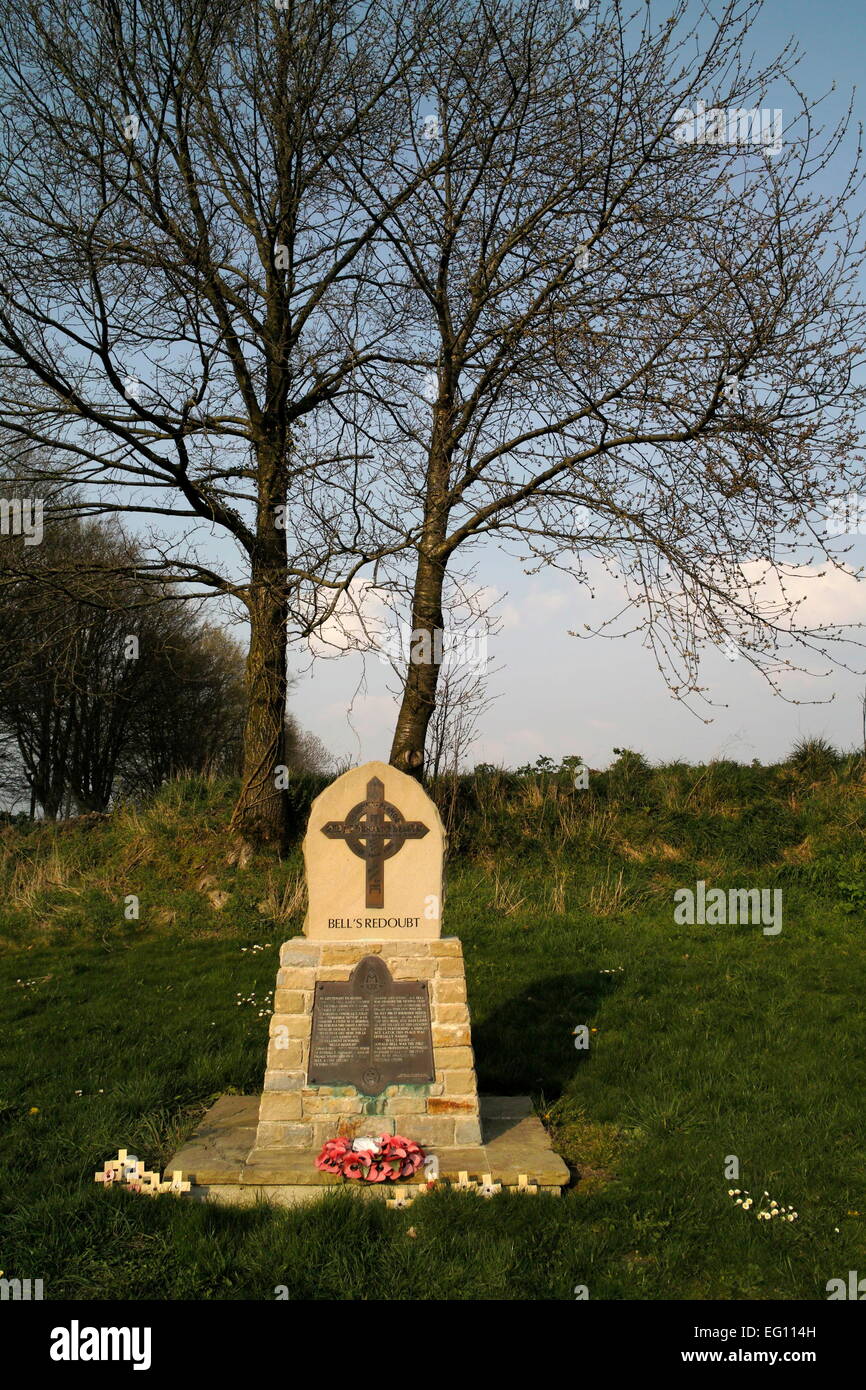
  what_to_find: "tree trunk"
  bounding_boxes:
[389,546,447,781]
[230,548,290,851]
[37,783,63,820]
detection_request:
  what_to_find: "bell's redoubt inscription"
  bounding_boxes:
[321,775,429,908]
[307,955,434,1095]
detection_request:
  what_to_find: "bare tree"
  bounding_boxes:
[114,622,248,799]
[4,0,863,804]
[348,0,866,776]
[427,661,495,780]
[0,503,248,814]
[284,713,333,775]
[407,580,500,778]
[0,0,444,846]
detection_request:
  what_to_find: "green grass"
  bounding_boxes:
[2,762,866,1299]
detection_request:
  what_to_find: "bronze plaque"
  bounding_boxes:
[307,955,435,1095]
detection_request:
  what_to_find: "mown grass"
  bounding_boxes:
[1,757,865,1300]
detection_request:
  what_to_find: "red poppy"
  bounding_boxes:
[316,1132,426,1182]
[315,1137,353,1173]
[366,1159,395,1182]
[341,1156,367,1180]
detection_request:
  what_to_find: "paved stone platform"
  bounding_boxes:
[168,1094,570,1205]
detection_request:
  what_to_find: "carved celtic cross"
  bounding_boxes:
[321,776,429,908]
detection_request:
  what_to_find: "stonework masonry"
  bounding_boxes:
[253,937,483,1153]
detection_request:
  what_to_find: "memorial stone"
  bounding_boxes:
[250,761,484,1156]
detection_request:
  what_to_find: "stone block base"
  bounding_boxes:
[255,937,483,1153]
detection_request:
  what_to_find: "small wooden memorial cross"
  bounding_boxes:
[320,775,429,908]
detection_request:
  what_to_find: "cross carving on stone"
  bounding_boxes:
[321,776,429,908]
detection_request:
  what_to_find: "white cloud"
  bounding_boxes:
[737,561,865,631]
[498,588,570,629]
[308,579,390,657]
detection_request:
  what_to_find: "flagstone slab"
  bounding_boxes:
[168,1093,570,1201]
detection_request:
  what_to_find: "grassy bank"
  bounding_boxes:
[1,754,865,1299]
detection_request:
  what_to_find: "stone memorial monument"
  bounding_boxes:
[169,760,569,1201]
[248,761,484,1156]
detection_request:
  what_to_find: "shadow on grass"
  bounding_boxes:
[472,970,619,1097]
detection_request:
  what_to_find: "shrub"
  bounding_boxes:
[605,748,654,805]
[784,736,841,780]
[284,772,330,843]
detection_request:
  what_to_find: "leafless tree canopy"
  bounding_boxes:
[0,0,452,841]
[345,0,866,773]
[1,0,864,822]
[0,490,248,815]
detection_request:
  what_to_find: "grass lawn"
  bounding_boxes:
[2,759,865,1300]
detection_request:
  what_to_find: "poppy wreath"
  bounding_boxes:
[315,1133,425,1182]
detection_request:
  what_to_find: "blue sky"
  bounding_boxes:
[283,0,866,771]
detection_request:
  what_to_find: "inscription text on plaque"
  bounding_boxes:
[307,955,435,1095]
